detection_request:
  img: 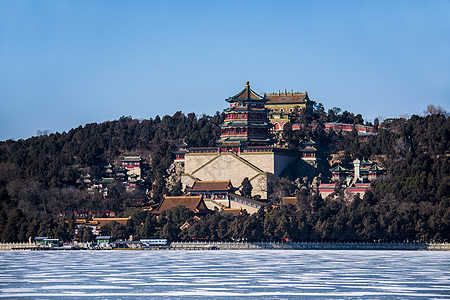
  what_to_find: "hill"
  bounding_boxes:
[0,107,448,242]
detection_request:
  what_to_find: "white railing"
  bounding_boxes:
[0,242,35,250]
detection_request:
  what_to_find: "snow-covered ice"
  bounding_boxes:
[0,250,448,298]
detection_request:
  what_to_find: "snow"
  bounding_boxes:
[0,250,449,298]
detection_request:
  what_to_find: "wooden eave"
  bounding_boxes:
[226,82,267,103]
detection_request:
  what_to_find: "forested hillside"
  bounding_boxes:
[0,106,448,242]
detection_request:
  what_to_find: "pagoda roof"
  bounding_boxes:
[300,146,317,152]
[330,164,351,172]
[266,91,311,104]
[176,141,188,148]
[120,156,142,162]
[225,107,269,112]
[217,136,273,143]
[226,81,267,103]
[303,139,315,145]
[155,196,213,215]
[173,150,189,155]
[369,164,385,171]
[217,141,242,146]
[221,122,271,128]
[186,180,237,192]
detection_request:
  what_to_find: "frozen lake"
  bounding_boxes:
[0,250,449,298]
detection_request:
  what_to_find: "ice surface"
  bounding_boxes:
[0,250,448,298]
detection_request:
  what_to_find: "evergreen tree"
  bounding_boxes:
[240,178,252,198]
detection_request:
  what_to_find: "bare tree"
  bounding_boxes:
[424,104,449,117]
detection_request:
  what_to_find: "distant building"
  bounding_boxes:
[93,155,147,191]
[265,90,314,130]
[96,236,112,248]
[330,159,385,184]
[186,180,237,200]
[216,81,274,148]
[101,164,115,184]
[75,219,101,235]
[179,82,300,200]
[173,142,189,162]
[318,159,386,200]
[186,180,266,214]
[120,156,142,180]
[300,139,318,166]
[324,122,376,135]
[34,237,62,247]
[154,195,214,215]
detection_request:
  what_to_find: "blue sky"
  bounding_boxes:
[1,0,449,140]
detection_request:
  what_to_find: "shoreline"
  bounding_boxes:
[4,241,450,251]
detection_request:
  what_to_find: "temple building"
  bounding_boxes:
[216,81,274,148]
[330,159,385,184]
[324,122,376,135]
[120,156,142,180]
[185,180,266,214]
[300,139,318,167]
[173,142,189,162]
[87,155,147,195]
[101,164,115,184]
[265,90,314,130]
[154,195,214,215]
[318,158,385,200]
[186,180,237,200]
[179,81,301,202]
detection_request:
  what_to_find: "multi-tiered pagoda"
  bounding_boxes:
[180,81,301,201]
[216,81,274,151]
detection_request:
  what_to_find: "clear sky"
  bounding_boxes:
[1,0,449,141]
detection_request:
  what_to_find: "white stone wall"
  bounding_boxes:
[239,151,298,176]
[273,153,298,176]
[182,150,298,200]
[240,153,275,173]
[184,153,218,174]
[182,152,267,198]
[191,153,261,191]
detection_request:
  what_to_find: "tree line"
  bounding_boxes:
[0,105,448,242]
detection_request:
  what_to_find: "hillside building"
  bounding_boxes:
[216,81,274,148]
[120,156,142,180]
[323,122,377,136]
[178,82,301,203]
[318,159,385,199]
[265,91,314,130]
[300,139,318,167]
[186,180,266,214]
[154,195,214,215]
[173,142,189,162]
